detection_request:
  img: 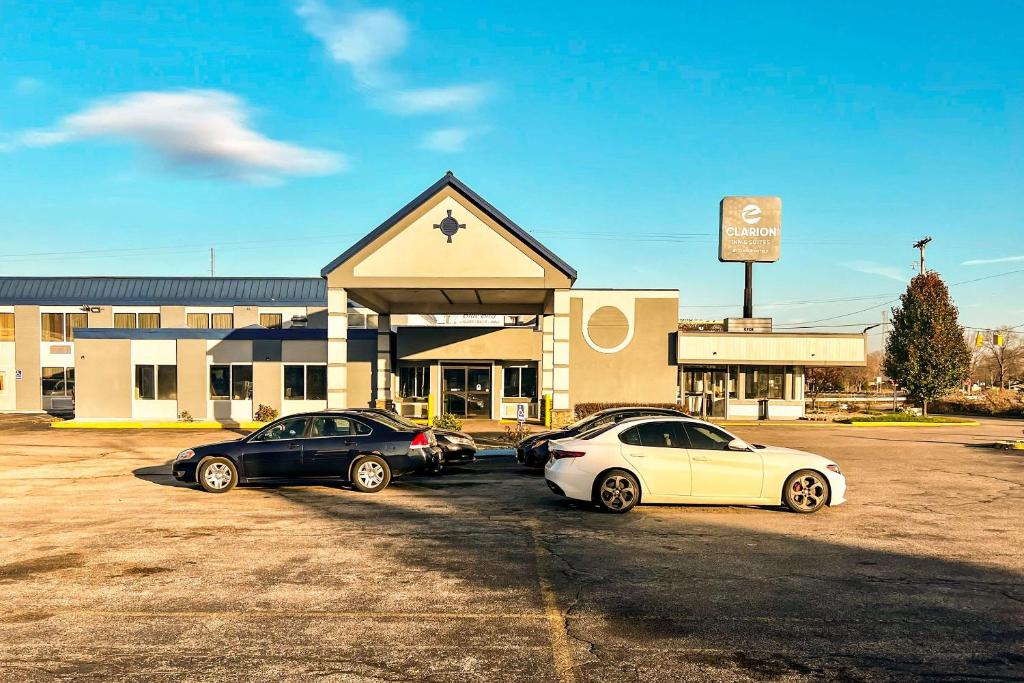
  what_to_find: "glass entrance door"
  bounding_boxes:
[443,366,492,418]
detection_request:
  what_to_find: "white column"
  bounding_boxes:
[376,314,392,407]
[552,289,571,411]
[326,287,348,409]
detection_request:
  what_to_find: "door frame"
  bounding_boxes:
[441,363,493,419]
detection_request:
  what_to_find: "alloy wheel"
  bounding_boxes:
[600,475,636,511]
[204,462,233,490]
[790,473,827,511]
[357,461,386,489]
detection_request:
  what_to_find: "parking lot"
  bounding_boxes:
[1,417,1022,682]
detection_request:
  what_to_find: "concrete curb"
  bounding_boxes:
[841,420,980,427]
[52,420,266,430]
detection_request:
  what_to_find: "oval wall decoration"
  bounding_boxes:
[586,305,629,351]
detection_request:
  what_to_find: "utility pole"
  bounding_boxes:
[210,247,216,277]
[912,236,932,274]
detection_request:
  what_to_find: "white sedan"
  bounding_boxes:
[544,416,846,514]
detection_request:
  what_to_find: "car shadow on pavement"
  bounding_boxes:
[255,475,1024,682]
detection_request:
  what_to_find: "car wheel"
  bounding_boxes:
[198,457,237,494]
[351,455,391,493]
[594,469,640,513]
[783,469,830,513]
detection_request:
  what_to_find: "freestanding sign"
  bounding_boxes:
[719,196,782,263]
[516,403,527,423]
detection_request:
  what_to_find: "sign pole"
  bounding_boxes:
[743,262,753,318]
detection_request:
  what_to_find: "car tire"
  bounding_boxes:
[351,455,392,493]
[593,469,640,513]
[197,457,237,494]
[783,469,830,513]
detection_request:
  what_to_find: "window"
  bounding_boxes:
[283,364,327,400]
[42,367,74,396]
[115,312,160,329]
[209,365,230,399]
[634,421,687,448]
[309,416,371,438]
[254,417,308,441]
[503,366,538,399]
[211,313,234,329]
[135,365,155,400]
[137,365,177,400]
[65,313,87,341]
[260,313,283,329]
[0,312,14,341]
[157,365,177,400]
[744,366,785,400]
[684,423,733,451]
[42,313,63,341]
[187,313,210,329]
[138,313,160,329]
[231,364,253,400]
[398,366,429,399]
[347,312,366,329]
[0,371,6,394]
[619,425,641,446]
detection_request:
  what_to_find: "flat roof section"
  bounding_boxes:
[73,327,377,341]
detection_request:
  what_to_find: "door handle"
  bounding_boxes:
[691,455,710,461]
[288,442,301,450]
[625,451,646,458]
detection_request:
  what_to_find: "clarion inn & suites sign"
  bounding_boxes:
[719,195,782,263]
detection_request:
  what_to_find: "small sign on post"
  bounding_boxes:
[516,403,527,424]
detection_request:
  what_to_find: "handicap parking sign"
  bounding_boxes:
[516,403,526,423]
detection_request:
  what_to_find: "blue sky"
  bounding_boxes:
[2,1,1022,343]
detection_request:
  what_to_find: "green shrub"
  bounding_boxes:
[573,402,685,420]
[254,404,279,422]
[431,412,464,431]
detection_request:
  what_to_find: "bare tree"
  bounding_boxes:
[806,366,845,411]
[986,328,1023,389]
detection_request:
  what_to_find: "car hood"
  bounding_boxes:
[756,445,837,467]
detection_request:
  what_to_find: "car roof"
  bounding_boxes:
[589,406,687,417]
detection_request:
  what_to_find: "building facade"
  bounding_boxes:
[0,173,866,423]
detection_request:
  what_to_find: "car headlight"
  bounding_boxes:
[174,449,195,462]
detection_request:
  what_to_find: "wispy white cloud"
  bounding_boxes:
[383,84,493,114]
[10,90,344,183]
[419,127,479,153]
[842,261,908,282]
[13,76,43,95]
[962,255,1024,266]
[295,1,495,149]
[295,2,407,88]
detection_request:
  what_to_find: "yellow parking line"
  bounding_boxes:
[63,609,548,620]
[526,520,579,683]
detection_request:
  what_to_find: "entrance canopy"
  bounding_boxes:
[321,172,576,314]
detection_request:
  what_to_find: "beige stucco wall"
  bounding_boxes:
[234,305,259,327]
[678,332,867,366]
[397,327,541,361]
[253,361,282,415]
[176,339,208,419]
[87,306,113,328]
[569,295,678,406]
[161,306,186,328]
[346,337,375,408]
[14,305,41,411]
[75,338,132,418]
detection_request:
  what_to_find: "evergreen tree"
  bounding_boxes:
[883,272,971,415]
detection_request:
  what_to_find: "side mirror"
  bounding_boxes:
[727,438,751,452]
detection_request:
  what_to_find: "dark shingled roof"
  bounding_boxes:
[0,277,326,306]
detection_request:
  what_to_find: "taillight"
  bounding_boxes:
[552,450,586,460]
[410,432,430,448]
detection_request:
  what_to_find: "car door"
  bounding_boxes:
[683,422,764,499]
[242,416,309,479]
[618,421,692,496]
[302,416,374,477]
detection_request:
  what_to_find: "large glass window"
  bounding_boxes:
[283,364,327,400]
[231,365,253,400]
[115,313,137,329]
[158,365,177,400]
[211,313,234,329]
[0,312,14,341]
[135,365,156,400]
[65,313,87,341]
[503,366,538,399]
[138,312,160,329]
[209,365,230,399]
[744,366,785,400]
[114,312,160,329]
[398,366,429,399]
[260,313,283,329]
[41,367,75,396]
[187,313,210,329]
[41,313,65,341]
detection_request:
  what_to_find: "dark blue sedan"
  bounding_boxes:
[173,411,440,494]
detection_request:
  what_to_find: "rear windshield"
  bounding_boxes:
[578,423,618,440]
